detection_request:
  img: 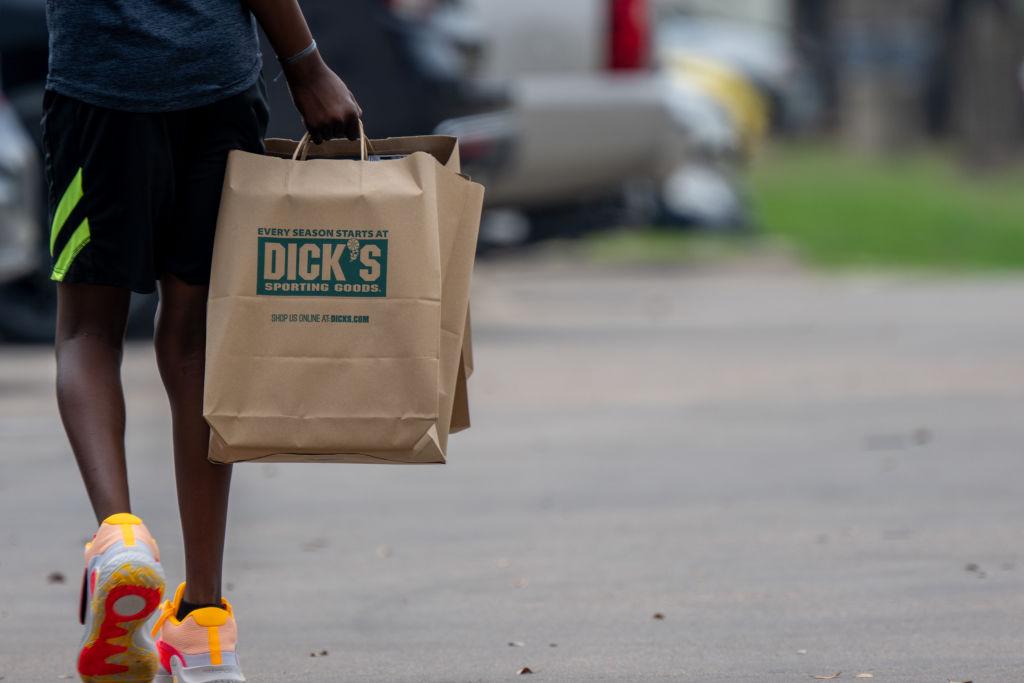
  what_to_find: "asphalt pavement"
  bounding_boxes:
[2,259,1024,682]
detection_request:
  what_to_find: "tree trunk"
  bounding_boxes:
[830,0,942,153]
[950,0,1024,168]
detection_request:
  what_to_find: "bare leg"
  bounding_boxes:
[55,283,132,524]
[154,274,230,605]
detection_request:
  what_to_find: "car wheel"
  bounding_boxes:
[477,209,532,252]
[657,164,751,232]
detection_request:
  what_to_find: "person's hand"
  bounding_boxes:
[284,53,362,144]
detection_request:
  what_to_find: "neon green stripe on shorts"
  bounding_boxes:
[50,167,85,256]
[51,218,91,282]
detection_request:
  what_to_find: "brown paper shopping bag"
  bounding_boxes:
[204,127,483,464]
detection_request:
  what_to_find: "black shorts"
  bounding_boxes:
[41,80,269,293]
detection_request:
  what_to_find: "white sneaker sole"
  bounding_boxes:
[154,659,246,683]
[78,553,165,683]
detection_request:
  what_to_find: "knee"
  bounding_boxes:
[56,308,127,359]
[55,284,131,356]
[55,321,126,371]
[56,325,125,356]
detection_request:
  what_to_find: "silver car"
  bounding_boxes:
[0,89,37,285]
[463,0,688,230]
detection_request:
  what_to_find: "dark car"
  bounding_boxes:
[263,0,513,188]
[0,0,511,342]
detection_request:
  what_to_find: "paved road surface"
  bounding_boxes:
[2,261,1024,681]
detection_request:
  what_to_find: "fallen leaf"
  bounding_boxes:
[517,667,533,675]
[652,613,665,620]
[508,641,525,648]
[319,650,328,656]
[812,674,841,680]
[47,571,66,584]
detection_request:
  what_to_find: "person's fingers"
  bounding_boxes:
[310,116,352,144]
[345,115,361,142]
[331,120,348,142]
[302,104,360,144]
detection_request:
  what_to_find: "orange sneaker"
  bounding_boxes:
[152,583,246,683]
[77,513,165,683]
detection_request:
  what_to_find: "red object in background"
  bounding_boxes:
[609,0,650,71]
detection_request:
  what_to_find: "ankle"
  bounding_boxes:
[176,598,222,621]
[182,579,222,607]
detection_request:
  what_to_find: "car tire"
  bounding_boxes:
[657,164,752,232]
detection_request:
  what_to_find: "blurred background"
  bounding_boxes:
[2,0,1023,341]
[3,3,1024,680]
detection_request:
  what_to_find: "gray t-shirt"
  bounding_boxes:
[46,0,262,112]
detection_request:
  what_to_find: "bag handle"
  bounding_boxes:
[291,119,369,162]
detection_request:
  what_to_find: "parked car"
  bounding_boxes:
[463,0,698,245]
[461,0,824,242]
[654,7,821,227]
[261,0,513,188]
[0,0,512,342]
[1,0,58,342]
[0,89,37,286]
[0,0,47,156]
[657,8,820,139]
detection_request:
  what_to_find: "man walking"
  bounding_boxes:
[44,1,361,680]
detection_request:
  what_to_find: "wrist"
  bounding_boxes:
[282,49,327,84]
[279,39,318,66]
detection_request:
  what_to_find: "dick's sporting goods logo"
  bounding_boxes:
[256,228,388,297]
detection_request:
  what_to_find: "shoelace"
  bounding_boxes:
[151,600,175,638]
